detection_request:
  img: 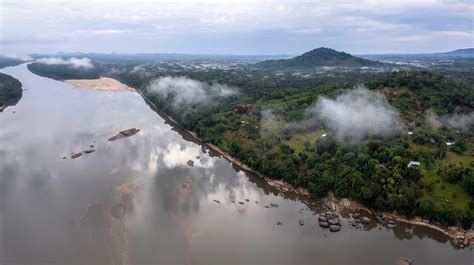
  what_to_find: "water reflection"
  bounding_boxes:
[0,64,471,265]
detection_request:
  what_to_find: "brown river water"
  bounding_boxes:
[0,64,472,265]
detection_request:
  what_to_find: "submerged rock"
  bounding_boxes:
[110,203,125,219]
[270,203,279,208]
[108,128,140,141]
[298,219,304,226]
[397,257,414,265]
[187,160,194,167]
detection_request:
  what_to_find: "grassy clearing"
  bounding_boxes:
[422,169,472,210]
[283,130,325,153]
[441,152,474,166]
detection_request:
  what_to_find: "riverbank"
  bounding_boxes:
[64,77,136,92]
[142,96,473,248]
[205,141,472,247]
[77,76,474,248]
[0,72,23,112]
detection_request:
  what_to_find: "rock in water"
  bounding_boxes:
[110,203,125,219]
[329,225,341,232]
[361,217,372,225]
[187,160,194,167]
[71,152,83,159]
[319,221,329,228]
[83,149,95,154]
[108,128,140,141]
[298,219,304,226]
[397,257,414,265]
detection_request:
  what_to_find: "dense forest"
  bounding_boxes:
[27,63,99,80]
[26,54,474,229]
[0,57,28,69]
[0,73,22,111]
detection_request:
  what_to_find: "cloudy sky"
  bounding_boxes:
[1,0,472,55]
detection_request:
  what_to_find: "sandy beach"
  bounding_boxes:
[64,77,136,92]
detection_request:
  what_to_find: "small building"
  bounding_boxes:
[446,141,455,146]
[407,161,420,168]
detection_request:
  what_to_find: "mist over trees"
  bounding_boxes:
[24,52,474,229]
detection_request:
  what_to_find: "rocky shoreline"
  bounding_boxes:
[189,136,472,248]
[124,78,473,248]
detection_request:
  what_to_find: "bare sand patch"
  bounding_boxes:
[64,77,136,92]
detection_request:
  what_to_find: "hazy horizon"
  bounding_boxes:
[1,0,472,55]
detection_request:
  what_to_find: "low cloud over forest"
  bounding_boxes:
[305,86,402,140]
[35,57,94,69]
[146,76,237,106]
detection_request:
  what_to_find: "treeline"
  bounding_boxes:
[367,70,474,115]
[21,59,474,228]
[0,73,22,111]
[27,63,99,80]
[0,57,27,69]
[191,70,474,229]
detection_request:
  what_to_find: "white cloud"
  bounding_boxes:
[147,76,237,106]
[1,54,32,61]
[1,0,471,54]
[35,57,94,69]
[306,86,402,140]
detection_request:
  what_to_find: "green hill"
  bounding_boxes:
[255,47,384,69]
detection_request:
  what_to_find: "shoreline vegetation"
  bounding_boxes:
[0,72,22,112]
[26,57,473,248]
[134,78,473,247]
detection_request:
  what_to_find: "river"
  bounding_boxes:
[0,64,472,265]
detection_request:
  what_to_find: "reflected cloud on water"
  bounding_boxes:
[0,64,471,265]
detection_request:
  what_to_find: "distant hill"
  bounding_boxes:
[255,47,383,69]
[435,48,474,58]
